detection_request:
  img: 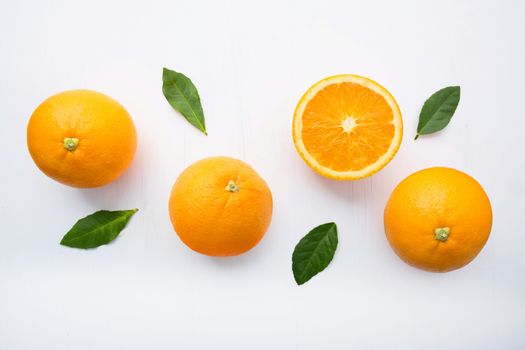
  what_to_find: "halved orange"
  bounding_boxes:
[293,75,403,180]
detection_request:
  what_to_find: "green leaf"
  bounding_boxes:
[162,67,207,135]
[292,222,338,285]
[60,209,138,249]
[415,86,460,140]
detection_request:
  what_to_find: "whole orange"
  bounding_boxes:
[384,167,492,272]
[27,90,137,188]
[169,157,273,257]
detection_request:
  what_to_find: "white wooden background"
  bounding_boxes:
[1,0,524,349]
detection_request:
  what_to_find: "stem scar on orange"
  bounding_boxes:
[27,90,137,188]
[293,75,403,180]
[168,157,273,257]
[384,167,493,272]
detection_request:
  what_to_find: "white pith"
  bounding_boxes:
[341,116,357,133]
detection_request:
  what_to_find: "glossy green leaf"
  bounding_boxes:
[292,222,338,285]
[415,86,460,139]
[60,209,138,249]
[162,67,207,135]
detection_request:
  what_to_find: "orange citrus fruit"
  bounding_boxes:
[169,157,273,257]
[27,90,137,188]
[384,167,492,272]
[293,74,403,180]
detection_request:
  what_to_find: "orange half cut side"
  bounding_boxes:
[293,75,403,180]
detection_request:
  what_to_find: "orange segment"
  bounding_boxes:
[293,75,403,180]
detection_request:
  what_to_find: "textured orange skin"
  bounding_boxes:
[169,157,273,257]
[27,90,137,188]
[384,167,492,272]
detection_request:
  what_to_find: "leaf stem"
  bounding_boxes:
[225,180,239,192]
[434,227,450,242]
[63,137,79,151]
